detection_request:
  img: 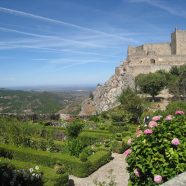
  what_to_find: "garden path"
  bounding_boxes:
[69,153,129,186]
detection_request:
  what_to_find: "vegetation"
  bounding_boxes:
[135,72,167,101]
[119,87,144,122]
[168,65,186,99]
[0,89,89,114]
[0,158,69,186]
[1,65,185,185]
[125,112,186,185]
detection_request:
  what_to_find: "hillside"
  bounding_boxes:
[0,89,90,115]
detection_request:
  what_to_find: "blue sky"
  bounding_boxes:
[0,0,186,87]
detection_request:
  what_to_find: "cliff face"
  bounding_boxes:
[79,66,135,116]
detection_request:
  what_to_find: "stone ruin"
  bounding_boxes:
[79,29,186,116]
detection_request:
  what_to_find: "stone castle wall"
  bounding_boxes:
[173,30,186,55]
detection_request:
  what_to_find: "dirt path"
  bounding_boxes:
[69,153,129,186]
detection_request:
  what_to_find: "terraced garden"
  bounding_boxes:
[0,116,136,185]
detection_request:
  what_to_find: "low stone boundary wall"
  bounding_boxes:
[161,172,186,186]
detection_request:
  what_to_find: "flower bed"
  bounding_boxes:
[125,111,186,185]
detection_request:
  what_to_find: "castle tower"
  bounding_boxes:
[171,29,186,55]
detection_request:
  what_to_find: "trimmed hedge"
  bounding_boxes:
[79,131,113,146]
[0,157,69,186]
[88,150,111,172]
[0,143,111,177]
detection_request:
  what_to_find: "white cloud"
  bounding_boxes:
[129,0,186,18]
[0,6,138,42]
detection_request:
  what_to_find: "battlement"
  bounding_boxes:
[128,29,186,57]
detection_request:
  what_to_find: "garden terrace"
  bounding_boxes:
[0,143,111,177]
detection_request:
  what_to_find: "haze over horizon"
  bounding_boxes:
[0,0,186,87]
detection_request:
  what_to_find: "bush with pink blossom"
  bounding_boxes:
[126,112,186,185]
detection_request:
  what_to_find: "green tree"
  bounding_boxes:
[66,121,84,138]
[168,65,186,100]
[135,72,167,101]
[119,87,144,122]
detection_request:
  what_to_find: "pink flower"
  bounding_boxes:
[175,110,184,115]
[148,121,158,128]
[127,138,132,145]
[152,116,161,122]
[134,168,140,177]
[154,175,162,184]
[136,128,143,137]
[123,148,132,157]
[171,138,180,146]
[165,115,173,121]
[144,129,153,135]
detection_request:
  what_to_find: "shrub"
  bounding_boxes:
[66,121,84,138]
[0,158,69,186]
[126,113,186,185]
[79,152,89,162]
[67,139,84,157]
[119,88,144,122]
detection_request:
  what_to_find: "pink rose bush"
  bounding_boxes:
[123,148,132,157]
[152,115,161,122]
[171,138,180,146]
[154,175,162,184]
[148,121,158,128]
[165,115,173,121]
[144,129,153,135]
[126,112,185,185]
[175,110,184,115]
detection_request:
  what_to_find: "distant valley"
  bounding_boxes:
[0,87,93,115]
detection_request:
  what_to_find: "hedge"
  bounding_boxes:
[0,143,111,177]
[88,150,111,172]
[0,117,66,141]
[0,157,69,186]
[79,131,113,145]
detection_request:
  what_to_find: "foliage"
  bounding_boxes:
[0,143,111,177]
[0,89,88,115]
[166,101,186,114]
[0,158,69,186]
[135,72,167,101]
[168,65,186,99]
[66,121,84,138]
[79,151,89,162]
[126,113,186,185]
[0,163,42,186]
[119,88,144,122]
[110,110,133,125]
[67,139,84,157]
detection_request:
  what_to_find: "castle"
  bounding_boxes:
[80,29,186,115]
[116,29,186,77]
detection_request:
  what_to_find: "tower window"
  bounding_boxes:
[150,59,155,64]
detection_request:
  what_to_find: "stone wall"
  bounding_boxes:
[175,30,186,55]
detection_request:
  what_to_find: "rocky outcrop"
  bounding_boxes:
[79,66,135,116]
